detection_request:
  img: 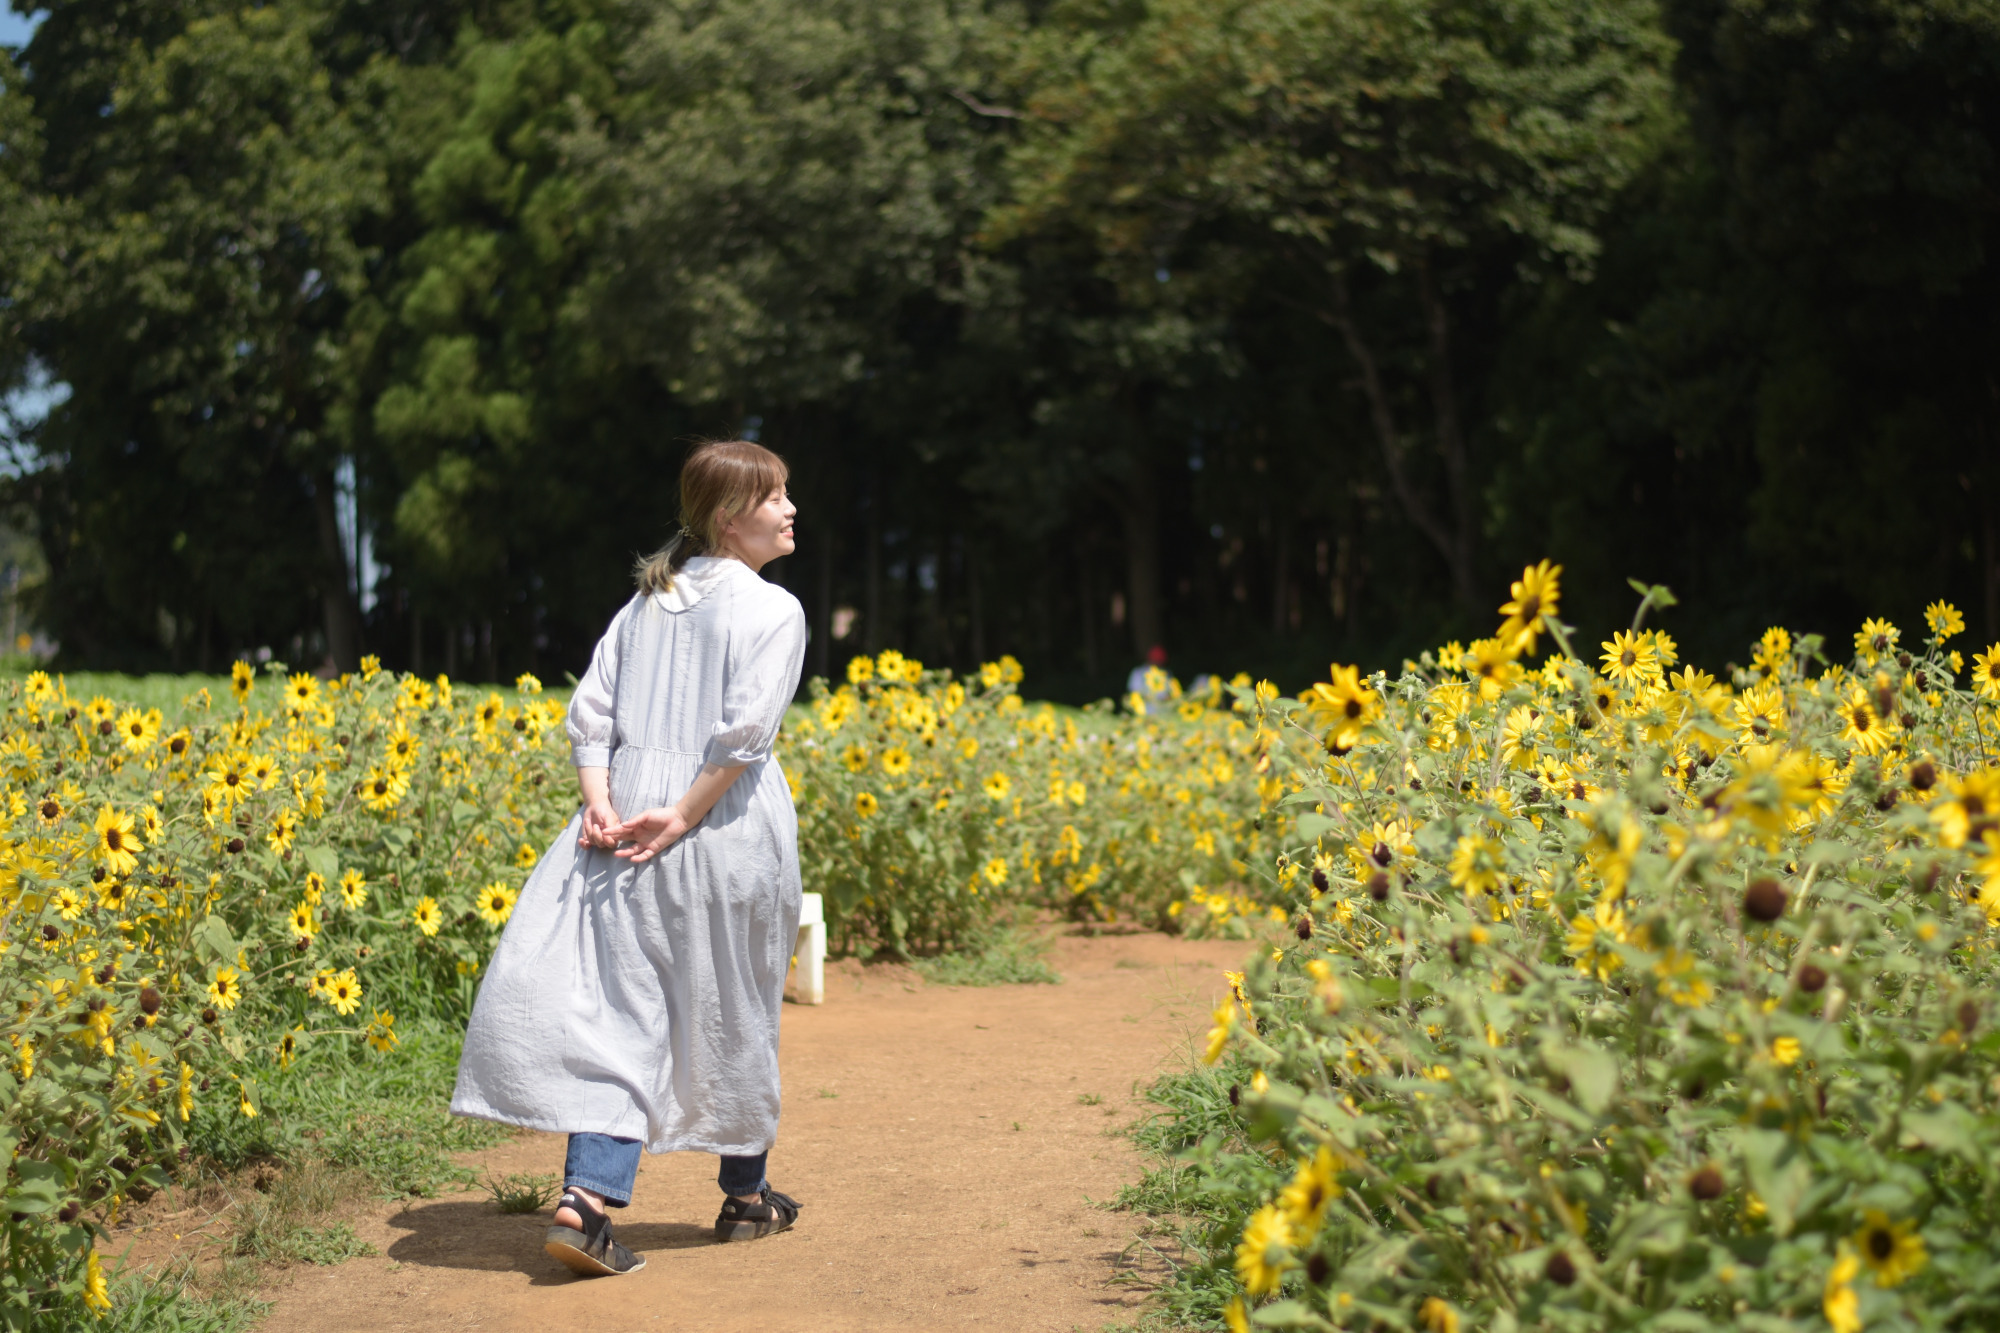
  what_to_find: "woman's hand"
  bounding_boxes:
[579,797,623,849]
[606,806,691,864]
[576,765,621,849]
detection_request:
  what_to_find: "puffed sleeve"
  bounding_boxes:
[566,597,638,768]
[706,588,808,767]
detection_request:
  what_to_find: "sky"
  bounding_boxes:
[0,11,38,48]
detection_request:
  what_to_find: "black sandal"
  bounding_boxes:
[545,1190,647,1276]
[714,1186,801,1242]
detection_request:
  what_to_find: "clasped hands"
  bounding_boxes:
[579,798,688,864]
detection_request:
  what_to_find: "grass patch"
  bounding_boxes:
[1109,1064,1274,1332]
[483,1172,561,1215]
[188,1018,511,1198]
[910,924,1060,986]
[98,1271,265,1333]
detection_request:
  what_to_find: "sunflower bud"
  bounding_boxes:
[1910,760,1937,791]
[1688,1165,1725,1200]
[1796,963,1828,993]
[1743,878,1786,922]
[139,987,161,1015]
[1544,1252,1576,1286]
[1367,872,1390,901]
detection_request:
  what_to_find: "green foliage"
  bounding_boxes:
[483,1170,561,1214]
[1137,577,2000,1329]
[909,923,1062,987]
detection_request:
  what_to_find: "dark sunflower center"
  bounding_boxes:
[1873,634,1889,652]
[1620,650,1637,668]
[40,801,58,819]
[105,830,125,852]
[1868,1228,1893,1260]
[1344,698,1362,719]
[372,781,388,796]
[1518,595,1540,620]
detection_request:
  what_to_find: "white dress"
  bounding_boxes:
[451,556,808,1155]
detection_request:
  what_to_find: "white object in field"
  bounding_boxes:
[795,892,825,1005]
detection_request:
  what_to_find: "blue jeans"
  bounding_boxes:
[563,1133,768,1208]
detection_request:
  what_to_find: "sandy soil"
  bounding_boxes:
[223,929,1251,1333]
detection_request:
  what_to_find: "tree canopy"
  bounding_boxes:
[2,0,1995,689]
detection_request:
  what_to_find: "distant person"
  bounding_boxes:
[1126,643,1173,711]
[453,439,808,1275]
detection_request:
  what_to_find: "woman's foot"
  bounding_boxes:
[714,1186,800,1242]
[546,1189,646,1275]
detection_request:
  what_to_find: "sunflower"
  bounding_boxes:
[276,1028,301,1069]
[163,728,193,762]
[1973,644,2000,700]
[204,751,253,806]
[285,673,321,709]
[208,967,242,1010]
[288,900,317,940]
[1304,663,1382,751]
[1448,833,1505,898]
[53,886,85,922]
[36,795,62,827]
[1777,750,1846,825]
[515,842,539,869]
[366,1011,399,1053]
[474,693,506,734]
[93,806,144,877]
[138,805,163,840]
[302,871,328,905]
[1751,627,1792,677]
[1233,1203,1295,1299]
[847,655,875,685]
[411,897,442,937]
[384,724,420,769]
[1824,1250,1861,1333]
[82,1251,109,1315]
[265,807,299,855]
[839,744,869,773]
[982,857,1009,887]
[957,735,979,760]
[854,791,879,818]
[1600,630,1660,687]
[1852,1210,1925,1287]
[476,882,518,927]
[230,660,255,702]
[1925,601,1964,642]
[324,969,363,1016]
[178,1062,194,1120]
[1278,1145,1341,1236]
[1498,705,1545,770]
[1836,686,1895,755]
[248,753,281,789]
[116,708,161,752]
[339,869,369,909]
[982,772,1011,800]
[360,764,411,812]
[1645,629,1679,667]
[1497,559,1561,655]
[1854,617,1899,664]
[881,747,912,778]
[83,695,116,726]
[1467,638,1524,701]
[1566,900,1627,980]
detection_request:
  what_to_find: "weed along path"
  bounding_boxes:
[252,929,1251,1333]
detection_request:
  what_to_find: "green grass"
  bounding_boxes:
[188,1018,511,1197]
[910,923,1061,986]
[483,1172,561,1215]
[98,1272,265,1333]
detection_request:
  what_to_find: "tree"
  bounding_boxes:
[995,0,1674,612]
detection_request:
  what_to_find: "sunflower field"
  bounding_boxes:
[0,641,1286,1326]
[1169,571,2000,1332]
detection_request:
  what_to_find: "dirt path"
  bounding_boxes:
[249,930,1251,1333]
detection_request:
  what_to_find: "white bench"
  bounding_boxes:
[793,892,825,1005]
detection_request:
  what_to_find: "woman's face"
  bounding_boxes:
[719,486,797,571]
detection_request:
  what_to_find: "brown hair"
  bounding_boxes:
[634,439,789,593]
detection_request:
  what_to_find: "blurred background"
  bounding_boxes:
[0,0,1993,698]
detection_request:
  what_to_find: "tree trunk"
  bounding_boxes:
[311,469,361,671]
[1116,463,1164,659]
[1323,268,1477,612]
[814,528,833,681]
[1418,255,1478,610]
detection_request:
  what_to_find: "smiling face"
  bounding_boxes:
[718,486,797,571]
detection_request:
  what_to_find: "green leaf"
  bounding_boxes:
[1903,1105,1985,1170]
[193,914,239,968]
[1739,1128,1811,1237]
[7,1159,63,1213]
[302,845,340,879]
[1546,1046,1616,1114]
[1294,811,1338,843]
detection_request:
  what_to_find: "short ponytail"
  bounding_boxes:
[634,439,789,593]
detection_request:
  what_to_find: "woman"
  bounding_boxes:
[452,439,808,1277]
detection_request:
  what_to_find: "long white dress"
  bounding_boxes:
[451,556,808,1155]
